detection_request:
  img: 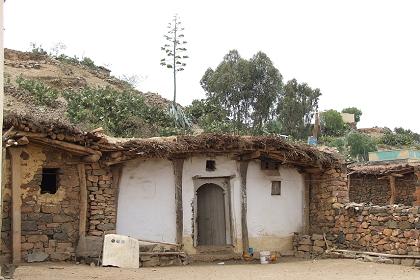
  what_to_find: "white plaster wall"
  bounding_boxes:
[182,155,242,252]
[116,159,176,243]
[246,162,304,251]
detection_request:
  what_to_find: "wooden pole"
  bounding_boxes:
[9,149,22,264]
[389,175,396,205]
[0,0,5,264]
[303,174,311,234]
[239,161,249,255]
[77,164,87,238]
[172,159,184,245]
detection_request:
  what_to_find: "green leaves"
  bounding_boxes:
[15,76,59,106]
[199,50,283,134]
[320,109,346,137]
[63,86,174,137]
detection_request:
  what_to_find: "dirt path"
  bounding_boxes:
[14,258,420,280]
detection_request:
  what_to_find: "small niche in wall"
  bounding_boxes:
[261,159,279,170]
[41,168,59,194]
[206,160,216,171]
[271,181,281,196]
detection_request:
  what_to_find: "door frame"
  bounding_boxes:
[193,176,233,247]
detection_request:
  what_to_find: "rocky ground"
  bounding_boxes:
[12,258,420,280]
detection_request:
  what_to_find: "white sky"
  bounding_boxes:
[4,0,420,132]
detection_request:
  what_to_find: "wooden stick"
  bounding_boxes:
[332,249,420,259]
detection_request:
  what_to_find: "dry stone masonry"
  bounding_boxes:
[349,174,416,206]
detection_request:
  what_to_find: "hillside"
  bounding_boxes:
[4,48,173,137]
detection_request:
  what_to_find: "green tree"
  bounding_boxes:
[200,50,282,134]
[347,132,377,161]
[277,79,321,139]
[342,107,362,123]
[320,109,345,136]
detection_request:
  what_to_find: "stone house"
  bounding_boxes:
[348,161,420,206]
[1,114,347,264]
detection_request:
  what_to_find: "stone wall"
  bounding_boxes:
[309,168,349,234]
[349,174,416,206]
[330,204,420,255]
[86,164,118,237]
[2,145,81,262]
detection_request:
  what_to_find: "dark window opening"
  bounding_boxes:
[41,168,59,194]
[261,159,279,170]
[206,160,216,171]
[271,181,281,195]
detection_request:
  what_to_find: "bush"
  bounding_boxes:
[15,76,58,106]
[63,87,175,137]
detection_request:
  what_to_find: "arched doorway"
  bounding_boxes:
[197,183,227,246]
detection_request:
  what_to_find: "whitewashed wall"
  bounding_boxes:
[246,162,304,251]
[116,159,176,243]
[182,155,242,252]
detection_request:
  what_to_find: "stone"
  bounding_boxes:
[401,258,415,266]
[314,240,325,247]
[386,220,398,229]
[27,235,48,243]
[414,260,420,267]
[22,221,38,231]
[41,205,61,214]
[377,257,393,264]
[311,234,324,241]
[312,246,324,254]
[97,223,115,231]
[27,251,49,263]
[50,252,71,261]
[297,245,311,252]
[53,215,73,223]
[399,221,413,230]
[21,243,34,250]
[53,232,68,241]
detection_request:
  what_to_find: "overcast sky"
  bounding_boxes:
[4,0,420,132]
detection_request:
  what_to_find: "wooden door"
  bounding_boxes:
[197,184,226,246]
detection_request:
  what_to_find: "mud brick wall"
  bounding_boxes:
[1,145,81,262]
[309,168,349,234]
[86,164,118,237]
[349,174,416,206]
[331,204,420,255]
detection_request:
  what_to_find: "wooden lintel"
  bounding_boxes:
[239,161,249,255]
[77,164,87,238]
[172,158,184,245]
[9,148,22,264]
[233,151,261,161]
[26,136,101,157]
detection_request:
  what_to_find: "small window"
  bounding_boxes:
[41,168,59,194]
[271,181,281,195]
[206,160,216,171]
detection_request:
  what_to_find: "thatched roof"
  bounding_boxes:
[348,160,420,176]
[101,134,343,168]
[3,113,343,169]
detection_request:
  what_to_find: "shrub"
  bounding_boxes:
[63,87,175,137]
[15,76,58,106]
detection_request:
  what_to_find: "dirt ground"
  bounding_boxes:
[13,258,420,280]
